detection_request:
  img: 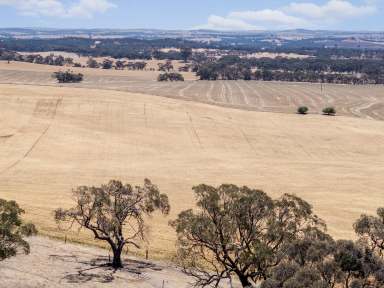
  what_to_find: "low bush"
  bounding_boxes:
[323,106,336,116]
[297,106,309,114]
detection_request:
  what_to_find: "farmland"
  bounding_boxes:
[1,57,384,261]
[1,62,384,120]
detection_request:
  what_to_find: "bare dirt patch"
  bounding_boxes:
[0,236,218,288]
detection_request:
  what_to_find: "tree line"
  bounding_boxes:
[195,56,384,84]
[2,179,384,287]
[0,38,200,60]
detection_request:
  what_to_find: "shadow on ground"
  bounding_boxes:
[48,254,163,285]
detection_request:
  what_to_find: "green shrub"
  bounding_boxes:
[297,106,309,115]
[322,107,336,116]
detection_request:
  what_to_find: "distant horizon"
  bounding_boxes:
[1,27,384,33]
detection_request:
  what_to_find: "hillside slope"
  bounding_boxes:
[0,83,383,258]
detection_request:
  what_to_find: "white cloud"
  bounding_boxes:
[68,0,116,18]
[229,9,309,28]
[196,15,263,31]
[196,0,378,31]
[286,0,376,19]
[0,0,115,18]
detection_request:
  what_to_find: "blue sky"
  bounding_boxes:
[0,0,382,31]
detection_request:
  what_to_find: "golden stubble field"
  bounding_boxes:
[1,62,384,259]
[1,61,384,120]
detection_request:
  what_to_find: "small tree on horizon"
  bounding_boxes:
[86,57,99,68]
[55,179,170,269]
[102,59,113,69]
[180,47,193,63]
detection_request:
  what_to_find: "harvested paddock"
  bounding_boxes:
[0,83,384,259]
[1,62,384,120]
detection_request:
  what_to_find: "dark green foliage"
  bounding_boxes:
[196,56,252,80]
[157,72,184,82]
[0,38,201,60]
[158,60,174,72]
[53,70,83,83]
[297,106,309,114]
[86,57,99,68]
[171,184,325,287]
[126,61,147,70]
[102,59,113,69]
[0,199,37,261]
[2,37,384,84]
[354,208,384,256]
[194,56,384,84]
[55,179,170,269]
[180,47,193,62]
[114,60,126,70]
[323,107,336,116]
[171,183,384,287]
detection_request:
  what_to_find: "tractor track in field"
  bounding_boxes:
[0,95,63,175]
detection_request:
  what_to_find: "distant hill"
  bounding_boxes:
[1,28,384,49]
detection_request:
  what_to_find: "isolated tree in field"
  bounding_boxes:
[158,60,174,72]
[171,184,325,287]
[180,47,193,63]
[157,72,184,82]
[354,208,384,257]
[102,59,113,69]
[323,107,336,116]
[55,179,170,269]
[53,70,83,83]
[86,57,99,68]
[297,106,309,115]
[115,60,126,70]
[0,199,37,261]
[64,57,74,66]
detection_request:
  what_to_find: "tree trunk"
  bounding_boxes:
[112,246,123,269]
[238,275,252,287]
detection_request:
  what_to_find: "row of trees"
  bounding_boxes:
[86,58,148,70]
[195,56,384,84]
[0,50,77,66]
[172,184,384,288]
[2,180,384,288]
[0,38,201,60]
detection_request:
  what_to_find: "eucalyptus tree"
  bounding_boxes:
[55,179,170,268]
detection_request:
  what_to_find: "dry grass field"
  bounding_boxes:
[1,62,384,260]
[1,61,384,120]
